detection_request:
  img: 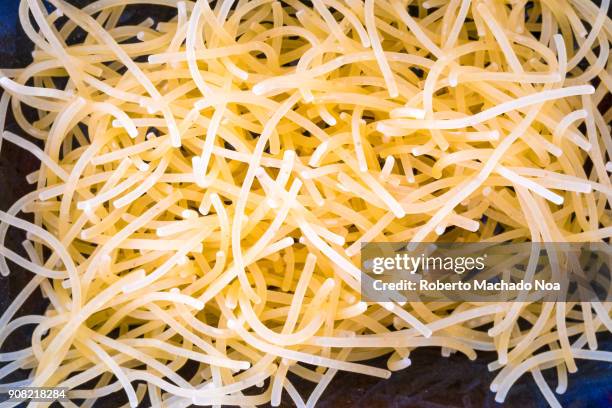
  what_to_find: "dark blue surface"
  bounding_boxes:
[0,0,19,22]
[0,0,22,60]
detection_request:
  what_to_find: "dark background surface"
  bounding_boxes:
[0,1,611,407]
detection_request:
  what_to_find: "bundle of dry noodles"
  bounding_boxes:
[0,0,611,406]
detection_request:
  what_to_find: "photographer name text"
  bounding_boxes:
[372,279,561,292]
